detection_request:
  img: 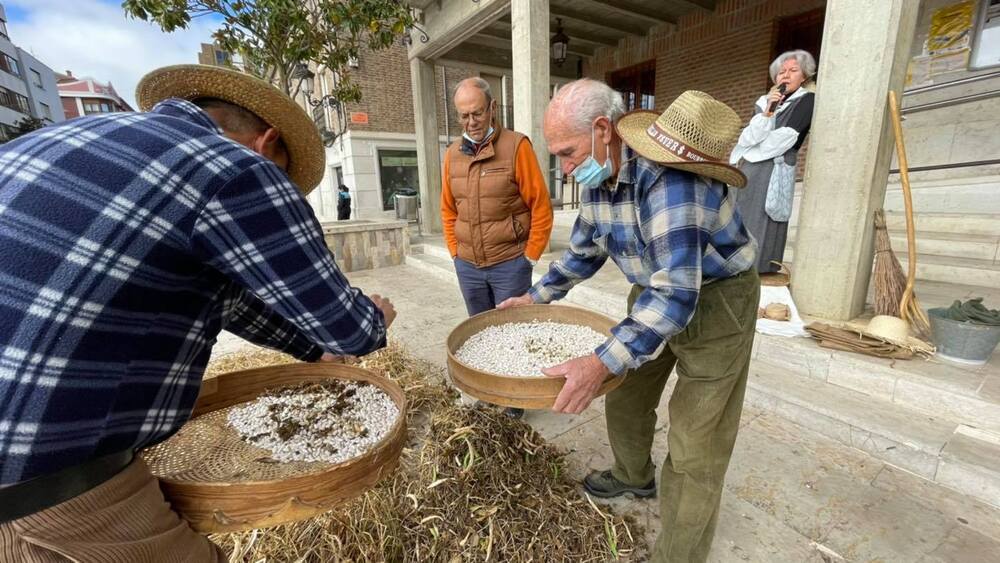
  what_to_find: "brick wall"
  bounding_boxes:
[340,43,416,134]
[335,42,478,138]
[586,0,826,175]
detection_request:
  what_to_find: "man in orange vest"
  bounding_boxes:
[441,77,554,418]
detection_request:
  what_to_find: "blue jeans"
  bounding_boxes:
[453,255,533,316]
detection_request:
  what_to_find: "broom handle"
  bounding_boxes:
[887,91,918,317]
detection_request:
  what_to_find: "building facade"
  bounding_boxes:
[57,72,134,118]
[304,42,569,222]
[197,42,232,67]
[0,3,65,140]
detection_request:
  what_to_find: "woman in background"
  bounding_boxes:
[730,49,816,277]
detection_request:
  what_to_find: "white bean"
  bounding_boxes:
[456,321,606,377]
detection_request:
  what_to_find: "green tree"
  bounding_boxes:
[122,0,414,102]
[3,116,45,143]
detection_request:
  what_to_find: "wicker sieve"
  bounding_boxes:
[141,363,407,533]
[446,304,625,409]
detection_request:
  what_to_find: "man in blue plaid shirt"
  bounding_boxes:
[500,81,760,563]
[0,65,394,560]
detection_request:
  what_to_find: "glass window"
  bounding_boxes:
[40,102,51,120]
[0,86,30,114]
[31,69,43,89]
[608,60,655,112]
[0,19,8,40]
[0,54,20,77]
[377,149,419,211]
[972,0,1000,69]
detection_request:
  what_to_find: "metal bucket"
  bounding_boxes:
[393,193,418,221]
[928,308,1000,365]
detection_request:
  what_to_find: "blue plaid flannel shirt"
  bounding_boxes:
[0,99,386,485]
[528,148,756,375]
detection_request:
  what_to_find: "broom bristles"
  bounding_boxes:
[873,209,906,318]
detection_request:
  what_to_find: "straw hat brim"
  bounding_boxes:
[136,65,325,194]
[615,110,747,188]
[856,316,934,352]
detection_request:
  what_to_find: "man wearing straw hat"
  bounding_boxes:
[0,64,395,560]
[500,79,759,562]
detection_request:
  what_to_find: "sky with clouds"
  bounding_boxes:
[5,0,220,109]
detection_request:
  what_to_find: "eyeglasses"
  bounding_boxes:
[459,107,491,123]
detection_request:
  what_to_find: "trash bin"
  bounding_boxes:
[393,189,419,221]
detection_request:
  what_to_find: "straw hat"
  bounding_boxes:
[859,315,934,353]
[615,91,747,188]
[136,64,324,194]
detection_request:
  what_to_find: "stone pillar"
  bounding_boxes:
[511,0,550,193]
[791,0,919,320]
[410,56,443,233]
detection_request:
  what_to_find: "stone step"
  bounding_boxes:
[747,360,1000,508]
[882,211,1000,238]
[788,227,1000,263]
[783,249,1000,288]
[883,175,1000,215]
[938,426,1000,509]
[745,359,956,482]
[754,333,1000,435]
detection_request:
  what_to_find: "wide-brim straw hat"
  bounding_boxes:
[615,90,747,188]
[859,315,934,353]
[136,64,324,194]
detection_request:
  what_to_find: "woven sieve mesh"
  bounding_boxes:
[141,404,333,483]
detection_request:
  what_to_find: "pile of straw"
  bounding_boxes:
[206,344,642,562]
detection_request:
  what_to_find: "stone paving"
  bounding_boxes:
[213,262,1000,562]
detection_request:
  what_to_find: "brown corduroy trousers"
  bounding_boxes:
[0,459,225,562]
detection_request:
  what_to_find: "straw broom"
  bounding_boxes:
[872,208,905,318]
[887,90,931,339]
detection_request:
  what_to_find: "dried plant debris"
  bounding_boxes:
[456,321,607,376]
[228,379,399,464]
[208,343,643,562]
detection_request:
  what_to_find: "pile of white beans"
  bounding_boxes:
[456,321,607,377]
[228,381,398,464]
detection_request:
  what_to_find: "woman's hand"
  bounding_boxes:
[765,89,785,116]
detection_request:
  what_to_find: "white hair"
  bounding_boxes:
[454,76,493,104]
[769,50,817,83]
[548,78,626,133]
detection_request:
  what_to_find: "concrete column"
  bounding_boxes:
[791,0,919,320]
[511,0,550,194]
[410,56,443,233]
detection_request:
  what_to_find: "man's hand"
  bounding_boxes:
[370,294,396,328]
[319,353,357,364]
[542,353,611,414]
[497,293,534,310]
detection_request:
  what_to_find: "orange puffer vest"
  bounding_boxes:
[446,127,530,267]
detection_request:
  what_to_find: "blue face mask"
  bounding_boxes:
[463,126,494,144]
[571,122,613,188]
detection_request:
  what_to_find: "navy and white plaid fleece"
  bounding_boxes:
[0,98,386,485]
[529,148,756,375]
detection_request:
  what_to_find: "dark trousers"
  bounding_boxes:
[453,255,533,316]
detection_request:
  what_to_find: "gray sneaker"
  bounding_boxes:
[583,469,656,499]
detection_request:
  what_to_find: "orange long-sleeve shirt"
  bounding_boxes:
[441,138,554,261]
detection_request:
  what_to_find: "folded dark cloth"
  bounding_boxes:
[944,298,1000,325]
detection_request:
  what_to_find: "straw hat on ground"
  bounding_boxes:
[136,64,324,194]
[858,315,934,353]
[615,90,747,188]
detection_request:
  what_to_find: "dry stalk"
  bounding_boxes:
[205,343,644,562]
